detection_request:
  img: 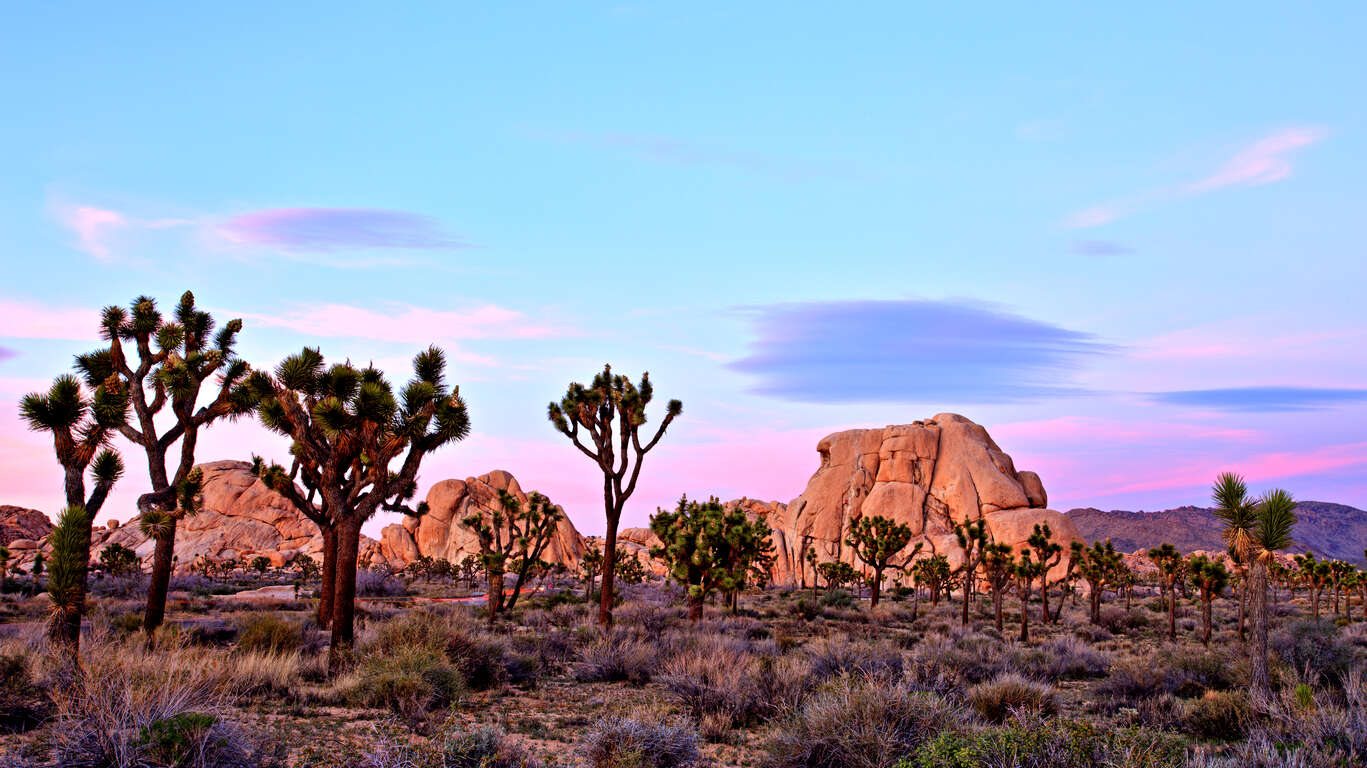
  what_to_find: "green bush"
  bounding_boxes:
[908,718,1186,768]
[965,674,1057,723]
[1183,690,1251,741]
[134,712,224,767]
[236,613,301,654]
[1271,619,1357,687]
[350,647,465,726]
[821,589,855,608]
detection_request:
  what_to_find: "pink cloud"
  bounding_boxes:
[59,205,125,259]
[1187,127,1326,193]
[0,297,101,340]
[1061,126,1325,228]
[242,303,574,351]
[1090,441,1367,498]
[992,416,1261,445]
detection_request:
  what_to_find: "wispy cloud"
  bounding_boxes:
[1070,239,1133,256]
[526,127,878,183]
[218,208,466,252]
[58,205,125,259]
[729,299,1112,404]
[1063,127,1326,228]
[0,298,101,340]
[239,302,576,362]
[1150,386,1367,412]
[1090,441,1367,497]
[0,347,15,362]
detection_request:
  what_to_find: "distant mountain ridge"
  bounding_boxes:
[1067,501,1367,565]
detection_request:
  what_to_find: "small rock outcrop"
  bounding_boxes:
[378,470,588,569]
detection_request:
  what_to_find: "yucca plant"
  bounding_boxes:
[47,505,95,652]
[981,541,1015,632]
[845,514,917,609]
[20,373,128,648]
[1147,543,1184,642]
[1248,488,1297,694]
[548,364,681,626]
[238,345,469,671]
[73,292,249,637]
[1212,472,1254,641]
[1026,524,1063,623]
[1013,549,1048,643]
[952,516,987,624]
[1188,554,1229,647]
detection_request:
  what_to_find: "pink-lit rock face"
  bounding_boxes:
[764,414,1083,586]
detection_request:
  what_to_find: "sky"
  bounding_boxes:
[2,3,1365,537]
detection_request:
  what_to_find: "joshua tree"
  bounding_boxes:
[817,560,860,592]
[1013,549,1048,643]
[1072,539,1121,625]
[31,552,44,578]
[1212,472,1254,642]
[616,552,649,586]
[548,365,681,627]
[74,293,249,637]
[915,554,952,607]
[650,496,771,620]
[580,546,603,600]
[803,540,818,594]
[952,516,988,625]
[650,496,726,620]
[98,543,141,578]
[981,541,1015,632]
[1295,553,1330,619]
[1188,554,1229,647]
[1026,524,1063,623]
[1148,543,1183,642]
[463,489,564,621]
[845,515,915,609]
[241,346,470,669]
[1329,560,1353,616]
[718,511,775,612]
[21,373,128,648]
[1247,489,1297,694]
[249,555,271,575]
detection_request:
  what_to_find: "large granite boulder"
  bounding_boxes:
[762,414,1083,585]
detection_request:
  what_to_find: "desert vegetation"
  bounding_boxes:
[5,292,1367,767]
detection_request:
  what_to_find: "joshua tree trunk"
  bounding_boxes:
[993,589,1003,632]
[1250,563,1272,695]
[1019,583,1031,643]
[1202,594,1213,646]
[598,503,620,627]
[318,526,337,628]
[870,565,884,608]
[1238,579,1247,642]
[1167,584,1177,641]
[329,517,363,670]
[142,520,176,638]
[487,569,505,623]
[1038,575,1051,624]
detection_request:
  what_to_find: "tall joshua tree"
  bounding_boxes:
[845,515,915,609]
[548,365,681,626]
[1026,524,1062,623]
[251,455,339,627]
[462,489,564,621]
[1013,549,1048,643]
[1072,539,1121,625]
[20,374,128,647]
[1212,472,1253,642]
[953,516,988,625]
[1148,543,1183,642]
[1188,554,1229,647]
[982,541,1015,632]
[1248,489,1297,694]
[242,346,469,668]
[74,293,249,637]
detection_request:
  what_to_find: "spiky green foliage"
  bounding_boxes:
[981,541,1015,632]
[1072,539,1123,625]
[1188,554,1229,646]
[649,496,773,619]
[580,546,603,598]
[461,489,564,618]
[1024,523,1063,623]
[47,506,93,648]
[817,560,860,591]
[843,515,917,609]
[1013,549,1049,642]
[914,553,952,606]
[237,345,469,668]
[548,364,681,627]
[97,543,141,578]
[1148,542,1184,642]
[952,516,988,624]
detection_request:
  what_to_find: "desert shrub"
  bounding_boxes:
[579,715,702,768]
[1271,619,1357,687]
[49,645,251,768]
[351,718,537,768]
[765,676,962,768]
[1017,636,1109,681]
[1183,690,1252,740]
[573,634,658,685]
[806,635,903,683]
[0,650,47,733]
[349,647,464,727]
[236,613,301,654]
[1101,648,1237,702]
[820,589,855,608]
[1191,674,1367,766]
[794,596,819,621]
[965,674,1058,723]
[356,568,408,597]
[909,716,1186,768]
[906,628,1004,687]
[660,636,809,730]
[1097,606,1149,635]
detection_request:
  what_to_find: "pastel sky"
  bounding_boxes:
[3,3,1365,537]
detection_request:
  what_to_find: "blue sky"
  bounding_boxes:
[3,3,1365,535]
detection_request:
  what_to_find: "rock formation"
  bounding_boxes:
[760,414,1082,586]
[1,505,53,570]
[378,469,587,569]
